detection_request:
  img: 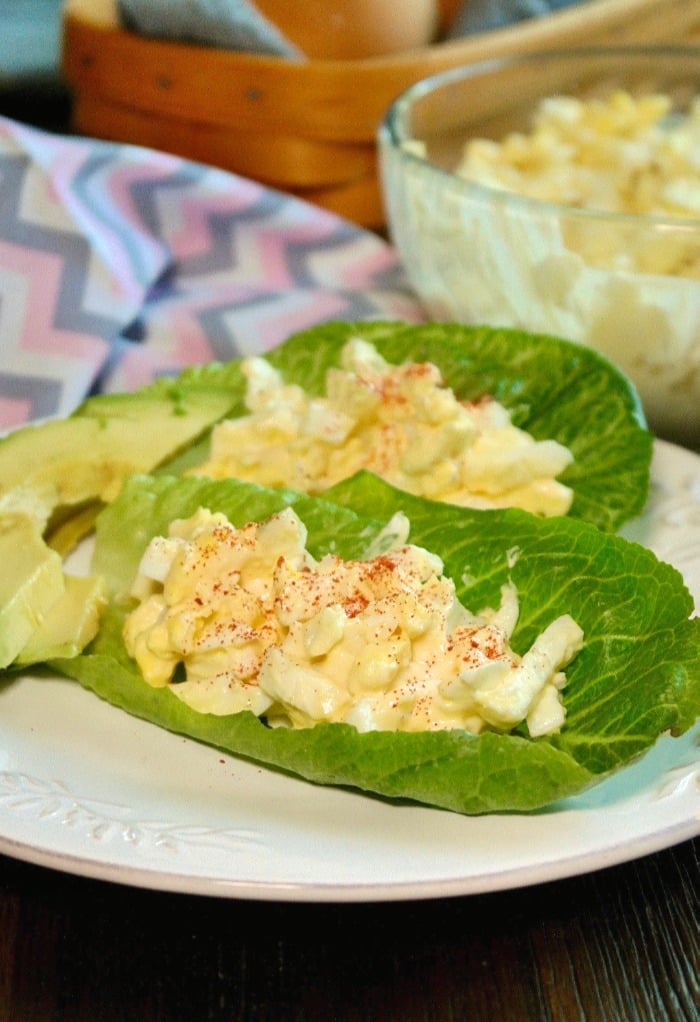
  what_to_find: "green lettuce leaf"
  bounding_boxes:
[165,320,653,532]
[50,471,699,815]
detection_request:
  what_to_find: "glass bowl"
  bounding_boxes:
[378,46,700,445]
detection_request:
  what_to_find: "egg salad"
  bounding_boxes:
[122,504,584,738]
[455,91,700,224]
[191,338,574,517]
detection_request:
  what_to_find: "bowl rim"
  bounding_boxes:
[378,44,700,230]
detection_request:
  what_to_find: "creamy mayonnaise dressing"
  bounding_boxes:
[191,338,574,517]
[123,506,583,737]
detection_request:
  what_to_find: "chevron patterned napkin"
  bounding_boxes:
[0,116,423,429]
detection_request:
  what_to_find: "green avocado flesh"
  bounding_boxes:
[0,514,65,668]
[0,381,243,514]
[0,371,243,666]
[13,574,107,667]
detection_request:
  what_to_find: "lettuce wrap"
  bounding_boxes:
[162,320,653,532]
[50,470,699,815]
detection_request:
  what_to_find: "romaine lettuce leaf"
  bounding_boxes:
[50,471,699,815]
[165,320,653,532]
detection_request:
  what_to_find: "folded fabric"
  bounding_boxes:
[0,116,424,429]
[118,0,300,55]
[447,0,585,36]
[102,166,424,397]
[117,0,587,54]
[0,117,173,426]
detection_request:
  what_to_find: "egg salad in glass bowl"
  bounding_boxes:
[378,48,700,445]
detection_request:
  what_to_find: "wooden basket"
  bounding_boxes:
[62,0,700,228]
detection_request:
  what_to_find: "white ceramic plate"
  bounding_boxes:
[0,439,697,902]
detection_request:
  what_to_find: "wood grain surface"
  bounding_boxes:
[0,839,696,1021]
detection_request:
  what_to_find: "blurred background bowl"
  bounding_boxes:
[378,46,700,446]
[62,0,700,231]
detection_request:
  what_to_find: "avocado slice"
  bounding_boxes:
[0,514,65,668]
[0,373,245,669]
[14,573,107,666]
[0,380,242,513]
[45,500,103,558]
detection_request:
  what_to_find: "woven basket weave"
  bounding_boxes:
[62,0,700,227]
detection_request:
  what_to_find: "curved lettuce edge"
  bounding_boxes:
[166,319,653,532]
[50,470,699,816]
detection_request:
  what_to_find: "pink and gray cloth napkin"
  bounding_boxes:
[0,116,424,430]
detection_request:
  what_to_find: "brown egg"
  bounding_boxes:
[254,0,441,59]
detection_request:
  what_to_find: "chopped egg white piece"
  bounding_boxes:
[123,506,584,737]
[191,338,574,517]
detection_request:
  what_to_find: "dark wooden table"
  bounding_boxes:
[0,838,696,1021]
